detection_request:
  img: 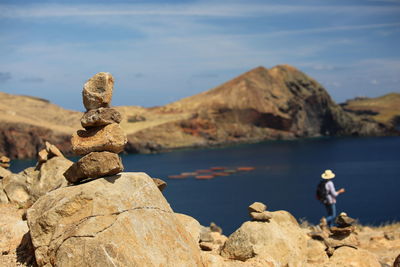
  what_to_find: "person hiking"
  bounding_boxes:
[317,169,345,227]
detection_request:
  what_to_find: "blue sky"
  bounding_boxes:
[0,0,399,111]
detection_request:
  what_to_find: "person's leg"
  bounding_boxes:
[325,203,336,227]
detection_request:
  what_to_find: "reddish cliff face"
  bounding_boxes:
[0,122,72,159]
[124,65,390,153]
[0,65,395,158]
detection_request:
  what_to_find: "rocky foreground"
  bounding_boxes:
[1,65,397,159]
[0,174,399,267]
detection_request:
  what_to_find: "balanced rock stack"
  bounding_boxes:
[0,156,11,169]
[248,201,272,222]
[64,72,127,183]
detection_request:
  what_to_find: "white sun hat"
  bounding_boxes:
[321,169,335,179]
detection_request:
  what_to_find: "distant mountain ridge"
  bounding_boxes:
[0,65,396,159]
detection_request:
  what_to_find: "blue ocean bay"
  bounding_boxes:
[10,136,400,235]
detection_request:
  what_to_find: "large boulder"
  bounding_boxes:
[71,123,127,155]
[27,172,203,267]
[326,246,381,267]
[221,210,308,266]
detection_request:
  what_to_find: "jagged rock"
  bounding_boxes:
[221,210,308,265]
[210,222,223,233]
[64,151,123,183]
[45,141,64,158]
[326,246,381,267]
[37,149,48,163]
[175,213,201,243]
[152,178,167,192]
[81,107,122,128]
[27,172,203,267]
[0,166,11,179]
[248,202,267,213]
[82,72,114,110]
[250,211,272,221]
[71,123,127,155]
[1,157,72,205]
[335,212,356,227]
[306,239,329,265]
[29,157,72,201]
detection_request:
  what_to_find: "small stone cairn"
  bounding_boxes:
[64,72,127,183]
[0,155,10,169]
[248,201,272,222]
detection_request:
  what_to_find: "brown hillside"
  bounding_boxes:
[341,93,400,127]
[0,65,395,159]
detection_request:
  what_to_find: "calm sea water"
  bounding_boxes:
[10,136,400,235]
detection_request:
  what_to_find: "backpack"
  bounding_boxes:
[316,180,328,203]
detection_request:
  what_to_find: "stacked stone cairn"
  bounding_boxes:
[311,212,359,257]
[64,72,127,183]
[199,222,227,252]
[0,155,11,179]
[248,201,272,222]
[0,156,10,169]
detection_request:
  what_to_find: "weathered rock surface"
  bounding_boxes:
[175,213,201,243]
[250,211,272,221]
[326,246,381,267]
[71,123,127,155]
[0,166,11,179]
[221,210,308,265]
[64,151,123,183]
[306,239,329,265]
[82,72,114,110]
[2,173,30,205]
[1,157,72,205]
[248,202,266,213]
[27,172,203,267]
[81,107,122,128]
[45,141,64,158]
[0,204,29,255]
[0,181,10,203]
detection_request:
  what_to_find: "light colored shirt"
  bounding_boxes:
[325,180,339,204]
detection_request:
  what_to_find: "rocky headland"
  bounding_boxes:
[0,65,397,159]
[0,72,399,266]
[341,93,400,129]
